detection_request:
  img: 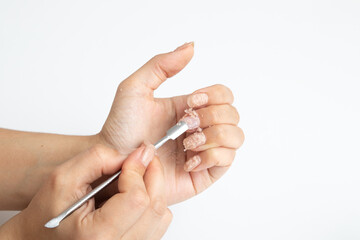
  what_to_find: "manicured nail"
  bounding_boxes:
[183,132,206,150]
[174,41,194,52]
[184,155,201,171]
[141,141,156,167]
[179,109,200,130]
[187,93,208,108]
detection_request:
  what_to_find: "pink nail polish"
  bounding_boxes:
[141,142,156,167]
[174,41,194,52]
[183,132,206,150]
[179,109,200,131]
[184,155,201,171]
[187,93,208,108]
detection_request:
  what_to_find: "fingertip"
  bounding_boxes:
[141,142,156,167]
[120,43,194,93]
[187,92,209,108]
[173,41,194,52]
[184,155,201,172]
[156,44,194,79]
[192,84,234,106]
[121,144,146,168]
[120,143,155,180]
[238,127,245,148]
[173,42,194,64]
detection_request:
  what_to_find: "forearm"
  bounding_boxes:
[0,212,23,240]
[0,128,99,210]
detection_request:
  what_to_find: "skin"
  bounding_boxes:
[99,42,244,204]
[0,144,173,240]
[0,130,99,209]
[0,42,244,210]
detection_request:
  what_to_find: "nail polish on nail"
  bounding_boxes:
[179,109,200,131]
[174,41,194,52]
[184,155,201,171]
[187,93,208,108]
[183,132,206,150]
[141,142,156,167]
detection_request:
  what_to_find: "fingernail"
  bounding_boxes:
[183,132,206,150]
[184,155,201,171]
[187,93,208,108]
[179,109,200,130]
[174,41,194,52]
[141,141,156,167]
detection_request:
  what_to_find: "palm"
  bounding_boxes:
[101,89,205,205]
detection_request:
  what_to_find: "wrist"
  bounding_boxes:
[85,133,102,148]
[98,128,135,155]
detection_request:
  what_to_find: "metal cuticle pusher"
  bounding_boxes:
[44,121,189,228]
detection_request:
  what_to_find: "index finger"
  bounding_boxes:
[187,84,234,108]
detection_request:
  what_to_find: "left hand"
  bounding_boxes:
[99,42,244,205]
[0,144,172,240]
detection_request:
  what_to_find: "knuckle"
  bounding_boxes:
[122,168,142,180]
[89,144,108,160]
[235,127,245,148]
[209,106,221,123]
[229,149,236,161]
[163,208,173,225]
[229,105,240,124]
[214,83,227,91]
[152,54,169,79]
[130,188,150,210]
[88,144,118,166]
[117,83,125,93]
[214,125,226,143]
[215,84,234,103]
[226,90,235,103]
[215,156,224,167]
[151,197,167,217]
[223,149,236,166]
[151,54,162,62]
[88,145,106,167]
[209,148,235,167]
[48,168,67,188]
[209,148,221,165]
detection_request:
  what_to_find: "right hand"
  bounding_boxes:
[0,144,172,240]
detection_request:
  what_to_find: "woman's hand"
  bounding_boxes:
[99,42,245,205]
[0,144,172,240]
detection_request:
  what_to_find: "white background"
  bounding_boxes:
[1,0,360,239]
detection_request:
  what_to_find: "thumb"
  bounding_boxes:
[121,42,194,95]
